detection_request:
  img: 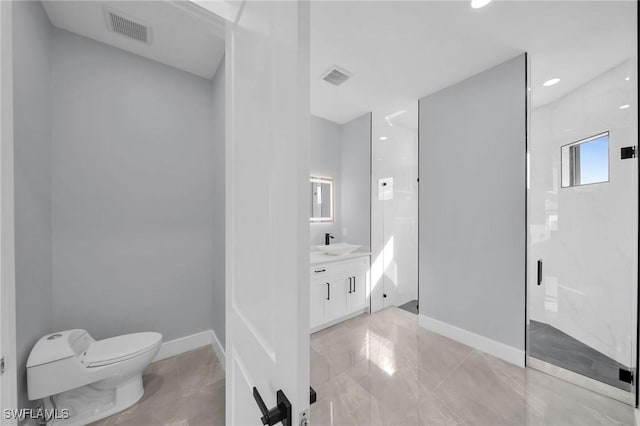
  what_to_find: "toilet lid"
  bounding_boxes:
[84,332,162,367]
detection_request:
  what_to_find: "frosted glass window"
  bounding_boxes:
[561,132,609,188]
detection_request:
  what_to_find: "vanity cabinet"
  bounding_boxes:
[310,256,370,332]
[347,271,368,311]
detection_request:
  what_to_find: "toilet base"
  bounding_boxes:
[43,374,144,426]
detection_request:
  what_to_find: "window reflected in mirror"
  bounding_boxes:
[310,176,334,223]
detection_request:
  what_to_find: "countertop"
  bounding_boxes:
[310,246,371,266]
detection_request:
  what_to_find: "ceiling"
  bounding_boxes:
[42,1,225,80]
[311,1,637,124]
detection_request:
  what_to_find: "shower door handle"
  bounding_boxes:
[537,260,542,286]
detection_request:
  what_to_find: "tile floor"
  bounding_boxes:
[90,346,225,426]
[310,307,635,425]
[93,307,635,426]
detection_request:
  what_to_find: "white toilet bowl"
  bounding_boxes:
[27,329,162,425]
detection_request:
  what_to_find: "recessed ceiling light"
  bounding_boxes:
[543,78,560,87]
[619,104,630,110]
[379,136,388,141]
[625,76,630,81]
[471,0,492,8]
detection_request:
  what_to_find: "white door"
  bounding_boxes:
[224,1,310,425]
[309,281,325,330]
[0,0,18,421]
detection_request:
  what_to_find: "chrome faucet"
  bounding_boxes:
[325,233,334,245]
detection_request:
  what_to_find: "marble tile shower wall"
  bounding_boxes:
[529,59,638,368]
[370,106,419,312]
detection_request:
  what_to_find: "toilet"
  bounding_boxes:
[27,329,162,425]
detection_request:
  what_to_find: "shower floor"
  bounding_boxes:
[529,320,632,392]
[398,299,419,315]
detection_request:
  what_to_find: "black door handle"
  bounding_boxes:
[348,277,352,294]
[253,387,291,426]
[326,283,330,300]
[352,276,356,292]
[310,386,317,405]
[537,260,542,286]
[314,268,326,273]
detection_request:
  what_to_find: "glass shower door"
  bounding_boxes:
[527,58,638,404]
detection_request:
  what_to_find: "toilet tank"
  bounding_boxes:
[26,330,95,400]
[27,330,92,367]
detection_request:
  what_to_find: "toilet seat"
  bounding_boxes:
[83,332,161,367]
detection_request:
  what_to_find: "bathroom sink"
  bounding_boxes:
[315,242,361,256]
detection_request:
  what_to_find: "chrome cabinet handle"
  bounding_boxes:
[314,268,326,273]
[326,283,330,300]
[352,276,356,293]
[348,277,352,294]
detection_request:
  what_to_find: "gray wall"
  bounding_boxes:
[310,114,371,247]
[210,59,225,349]
[310,116,342,245]
[13,0,53,410]
[419,55,526,350]
[50,29,218,342]
[341,113,371,247]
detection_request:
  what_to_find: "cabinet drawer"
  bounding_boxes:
[310,256,369,280]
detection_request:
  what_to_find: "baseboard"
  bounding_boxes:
[418,314,525,367]
[154,329,226,368]
[310,308,369,334]
[210,329,226,366]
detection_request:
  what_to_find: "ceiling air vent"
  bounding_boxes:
[322,67,351,86]
[105,8,150,44]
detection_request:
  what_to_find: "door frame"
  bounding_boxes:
[0,0,18,421]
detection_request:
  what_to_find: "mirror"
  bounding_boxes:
[310,176,334,222]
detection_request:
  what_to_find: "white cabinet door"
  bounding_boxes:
[310,281,326,329]
[324,278,349,322]
[348,272,369,312]
[222,0,310,424]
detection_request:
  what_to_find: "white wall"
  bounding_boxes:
[529,60,637,366]
[371,106,418,312]
[50,28,220,342]
[419,55,527,361]
[12,0,52,410]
